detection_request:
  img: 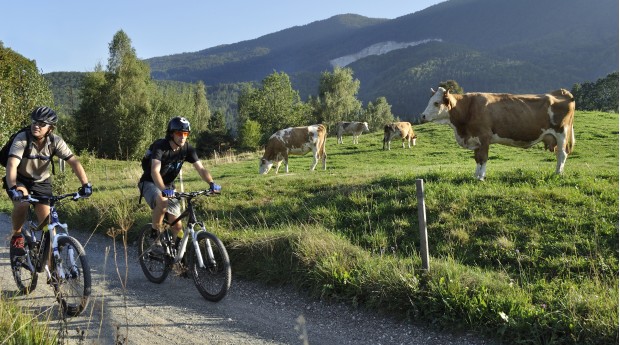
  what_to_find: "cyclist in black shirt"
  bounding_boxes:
[139,117,220,246]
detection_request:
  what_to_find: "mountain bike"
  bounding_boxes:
[138,189,231,302]
[12,193,92,317]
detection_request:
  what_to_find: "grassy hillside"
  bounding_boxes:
[2,111,617,344]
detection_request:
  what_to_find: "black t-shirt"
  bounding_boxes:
[139,139,199,187]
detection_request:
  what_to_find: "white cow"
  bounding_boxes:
[336,121,370,144]
[259,124,327,174]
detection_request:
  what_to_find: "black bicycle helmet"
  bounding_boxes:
[30,106,58,125]
[167,116,191,133]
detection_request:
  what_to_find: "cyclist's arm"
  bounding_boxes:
[150,159,168,191]
[65,156,89,185]
[192,160,214,184]
[5,156,20,188]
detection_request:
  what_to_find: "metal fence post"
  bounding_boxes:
[416,179,430,271]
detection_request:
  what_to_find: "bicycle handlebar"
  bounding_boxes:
[21,192,84,204]
[171,189,220,200]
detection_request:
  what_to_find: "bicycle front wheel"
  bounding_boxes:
[138,224,172,283]
[188,232,231,302]
[52,236,91,317]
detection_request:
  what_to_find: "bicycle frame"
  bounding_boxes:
[165,191,216,269]
[23,194,80,281]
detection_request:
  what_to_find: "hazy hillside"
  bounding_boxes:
[44,0,618,122]
[142,0,618,120]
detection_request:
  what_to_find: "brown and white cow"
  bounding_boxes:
[259,124,327,174]
[383,121,417,150]
[337,121,370,144]
[420,87,575,180]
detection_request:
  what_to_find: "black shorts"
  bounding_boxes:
[3,175,52,205]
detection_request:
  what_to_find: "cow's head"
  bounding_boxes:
[362,122,369,132]
[420,87,452,124]
[259,158,273,174]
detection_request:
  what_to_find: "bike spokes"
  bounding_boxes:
[190,232,231,302]
[138,224,172,283]
[53,237,91,317]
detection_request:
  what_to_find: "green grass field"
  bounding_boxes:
[1,110,618,344]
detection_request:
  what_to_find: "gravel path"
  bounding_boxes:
[0,213,498,345]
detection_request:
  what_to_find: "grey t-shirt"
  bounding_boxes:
[9,131,74,182]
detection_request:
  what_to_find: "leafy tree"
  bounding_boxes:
[74,31,212,159]
[0,43,54,143]
[365,97,394,131]
[439,80,464,94]
[238,119,262,150]
[237,71,306,144]
[572,72,618,112]
[193,80,211,133]
[195,110,234,157]
[317,66,362,128]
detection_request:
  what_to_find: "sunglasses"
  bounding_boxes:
[174,131,190,138]
[31,120,49,128]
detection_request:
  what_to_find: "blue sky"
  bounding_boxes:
[1,0,443,73]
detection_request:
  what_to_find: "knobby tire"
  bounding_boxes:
[189,232,231,302]
[53,235,91,317]
[138,223,172,283]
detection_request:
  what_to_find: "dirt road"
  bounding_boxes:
[0,213,497,345]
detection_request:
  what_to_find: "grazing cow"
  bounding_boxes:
[337,121,370,144]
[259,124,327,174]
[383,121,417,150]
[420,87,575,180]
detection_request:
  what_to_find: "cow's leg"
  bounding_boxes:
[555,133,568,174]
[321,149,327,170]
[337,134,343,144]
[309,148,319,171]
[274,161,281,174]
[473,146,489,181]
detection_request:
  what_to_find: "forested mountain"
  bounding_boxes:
[45,0,618,121]
[142,0,618,119]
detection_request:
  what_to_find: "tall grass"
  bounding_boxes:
[0,298,57,344]
[1,111,617,344]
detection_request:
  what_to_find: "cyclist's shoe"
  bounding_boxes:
[150,228,159,240]
[10,235,27,257]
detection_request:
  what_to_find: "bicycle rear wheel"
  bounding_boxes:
[138,224,172,283]
[12,252,38,295]
[188,232,231,302]
[52,235,91,317]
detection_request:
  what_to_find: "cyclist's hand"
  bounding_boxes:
[209,181,221,193]
[8,186,23,201]
[78,183,93,197]
[162,188,175,198]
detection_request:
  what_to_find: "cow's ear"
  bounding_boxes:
[443,92,451,107]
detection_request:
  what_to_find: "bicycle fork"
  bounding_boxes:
[179,223,216,268]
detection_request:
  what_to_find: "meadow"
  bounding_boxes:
[1,111,617,344]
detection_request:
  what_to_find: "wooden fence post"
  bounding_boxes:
[416,179,430,271]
